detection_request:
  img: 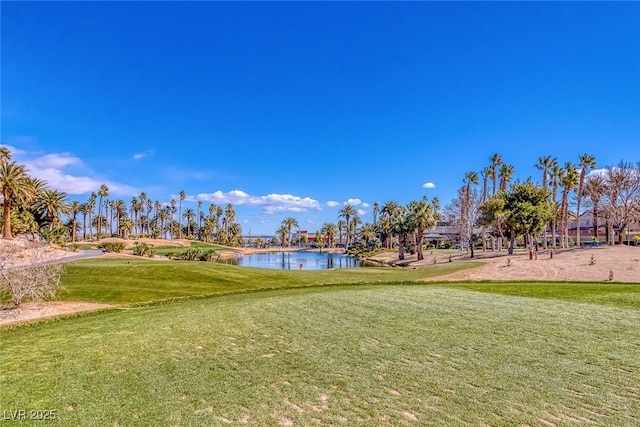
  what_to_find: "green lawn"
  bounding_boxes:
[2,260,639,426]
[56,258,481,304]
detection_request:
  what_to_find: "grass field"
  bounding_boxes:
[2,259,639,426]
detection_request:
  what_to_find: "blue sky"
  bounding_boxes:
[2,2,639,234]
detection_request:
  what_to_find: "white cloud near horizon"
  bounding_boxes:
[422,182,436,189]
[345,198,362,206]
[326,201,340,207]
[357,209,366,215]
[192,190,321,214]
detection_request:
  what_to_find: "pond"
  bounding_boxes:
[221,251,363,270]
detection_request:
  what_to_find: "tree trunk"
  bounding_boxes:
[2,197,12,239]
[508,229,516,255]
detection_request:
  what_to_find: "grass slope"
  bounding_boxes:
[57,258,482,304]
[2,285,639,426]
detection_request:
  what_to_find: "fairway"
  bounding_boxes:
[2,284,639,426]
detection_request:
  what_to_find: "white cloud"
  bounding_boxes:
[357,209,366,215]
[362,202,370,208]
[327,201,340,207]
[345,198,362,206]
[10,148,138,196]
[133,149,156,160]
[422,182,436,189]
[194,190,321,214]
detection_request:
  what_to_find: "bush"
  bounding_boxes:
[0,245,65,308]
[179,247,202,261]
[98,242,125,253]
[132,242,155,258]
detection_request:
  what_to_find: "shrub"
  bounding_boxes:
[98,242,125,253]
[180,247,202,261]
[589,254,596,265]
[132,242,155,257]
[0,245,65,308]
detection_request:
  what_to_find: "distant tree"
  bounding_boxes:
[276,224,289,247]
[408,197,437,260]
[338,204,358,249]
[96,184,109,240]
[490,153,502,196]
[33,189,70,231]
[584,173,607,241]
[281,217,299,248]
[178,190,186,239]
[502,180,554,254]
[576,154,596,247]
[391,206,411,261]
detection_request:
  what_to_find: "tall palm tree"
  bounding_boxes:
[33,189,70,230]
[183,208,195,237]
[549,163,563,248]
[276,224,289,247]
[281,217,299,248]
[481,166,492,203]
[380,200,399,249]
[113,199,127,238]
[349,216,362,246]
[560,162,579,248]
[154,200,161,237]
[96,184,109,239]
[139,192,147,235]
[372,202,380,226]
[0,162,35,238]
[197,200,203,233]
[584,174,606,242]
[336,219,346,248]
[338,204,358,249]
[170,199,177,239]
[178,190,186,239]
[575,154,596,247]
[146,198,153,236]
[69,201,81,242]
[498,164,514,192]
[84,193,94,240]
[490,153,502,196]
[535,156,556,192]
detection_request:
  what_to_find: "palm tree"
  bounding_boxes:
[575,154,596,247]
[321,222,337,248]
[498,164,514,192]
[349,216,362,246]
[87,193,96,240]
[391,206,411,260]
[281,217,299,248]
[480,166,492,203]
[0,146,11,165]
[373,202,379,226]
[158,207,170,239]
[549,162,563,248]
[336,219,347,248]
[584,174,606,242]
[112,199,127,238]
[276,224,289,247]
[197,200,203,233]
[560,162,578,248]
[153,200,161,236]
[33,189,71,230]
[380,200,399,249]
[535,156,556,192]
[490,153,502,196]
[146,198,153,236]
[178,190,186,239]
[139,192,147,235]
[183,208,195,237]
[409,197,436,260]
[96,184,109,239]
[338,204,358,249]
[0,162,35,238]
[170,199,177,239]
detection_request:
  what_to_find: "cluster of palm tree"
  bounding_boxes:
[0,148,71,240]
[283,199,439,261]
[456,152,640,252]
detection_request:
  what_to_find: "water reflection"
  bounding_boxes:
[222,251,362,270]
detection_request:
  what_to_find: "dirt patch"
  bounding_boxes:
[418,245,639,283]
[0,301,114,326]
